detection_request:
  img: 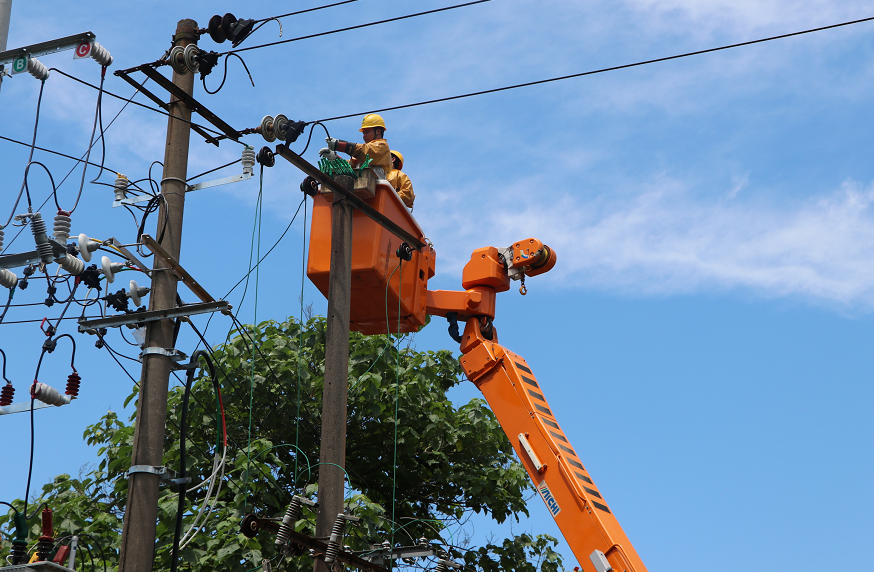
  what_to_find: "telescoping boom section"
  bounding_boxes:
[457,317,647,572]
[305,176,646,570]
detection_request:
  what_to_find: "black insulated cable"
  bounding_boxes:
[4,81,46,228]
[169,351,215,572]
[315,14,874,124]
[68,66,107,213]
[223,0,493,55]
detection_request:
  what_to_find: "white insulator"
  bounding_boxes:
[129,279,149,307]
[59,255,85,276]
[114,174,129,201]
[242,146,256,176]
[78,233,100,262]
[101,256,124,284]
[31,382,71,406]
[53,212,72,244]
[0,269,17,289]
[90,42,113,67]
[27,57,49,81]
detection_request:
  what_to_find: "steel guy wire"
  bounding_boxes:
[314,14,874,124]
[222,0,493,56]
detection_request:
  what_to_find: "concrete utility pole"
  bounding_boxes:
[314,177,354,572]
[0,0,12,94]
[117,19,197,572]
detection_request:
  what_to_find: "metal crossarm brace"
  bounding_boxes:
[274,145,427,250]
[0,31,95,67]
[114,70,221,146]
[136,65,239,139]
[77,300,229,332]
[140,234,215,303]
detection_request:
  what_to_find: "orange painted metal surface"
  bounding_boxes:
[306,179,646,569]
[458,319,647,572]
[306,185,431,334]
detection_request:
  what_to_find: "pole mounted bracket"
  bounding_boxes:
[140,347,187,361]
[127,465,191,486]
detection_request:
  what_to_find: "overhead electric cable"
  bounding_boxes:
[314,14,874,123]
[224,0,493,55]
[256,0,359,22]
[0,78,144,255]
[0,135,114,173]
[4,81,46,228]
[66,66,107,213]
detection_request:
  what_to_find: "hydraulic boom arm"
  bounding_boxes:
[427,240,647,572]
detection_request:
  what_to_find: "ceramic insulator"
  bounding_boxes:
[0,383,14,406]
[242,147,256,176]
[53,211,72,243]
[0,269,17,289]
[31,382,71,406]
[90,42,113,67]
[65,371,81,397]
[114,174,129,201]
[27,57,49,81]
[31,213,54,263]
[59,254,85,275]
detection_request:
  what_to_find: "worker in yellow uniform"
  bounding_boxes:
[325,114,393,178]
[387,150,415,210]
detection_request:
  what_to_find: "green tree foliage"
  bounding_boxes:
[0,317,567,571]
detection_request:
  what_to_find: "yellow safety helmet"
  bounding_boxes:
[390,150,404,170]
[359,113,386,132]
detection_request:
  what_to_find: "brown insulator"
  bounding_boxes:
[65,371,81,397]
[0,383,14,406]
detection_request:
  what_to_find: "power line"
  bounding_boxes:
[0,135,116,176]
[224,0,493,55]
[257,0,360,22]
[314,14,874,123]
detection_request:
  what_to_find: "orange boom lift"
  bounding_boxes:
[306,177,647,572]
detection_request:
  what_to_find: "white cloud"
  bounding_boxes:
[424,175,874,308]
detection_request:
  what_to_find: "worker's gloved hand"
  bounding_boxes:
[319,148,338,161]
[325,137,339,151]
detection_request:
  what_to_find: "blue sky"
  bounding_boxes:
[2,1,874,570]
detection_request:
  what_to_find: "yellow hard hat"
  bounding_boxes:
[359,113,386,131]
[390,150,404,170]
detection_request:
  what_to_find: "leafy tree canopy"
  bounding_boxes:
[1,317,567,571]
